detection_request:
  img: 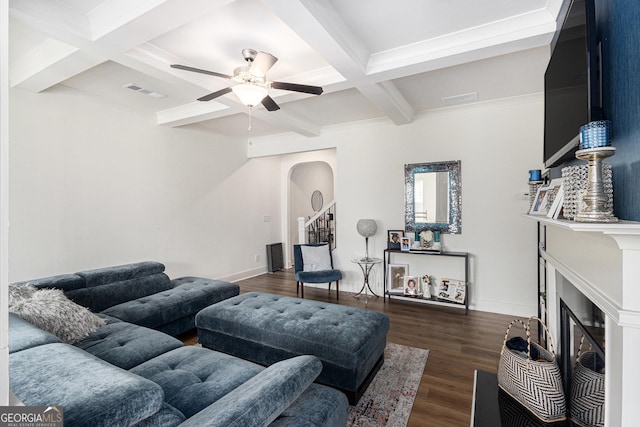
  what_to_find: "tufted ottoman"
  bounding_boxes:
[196,292,390,404]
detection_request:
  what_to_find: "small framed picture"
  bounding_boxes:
[387,230,404,250]
[529,186,550,215]
[388,264,409,294]
[403,276,421,297]
[437,278,466,304]
[400,236,412,251]
[545,178,564,219]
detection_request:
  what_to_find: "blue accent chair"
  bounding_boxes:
[293,244,342,300]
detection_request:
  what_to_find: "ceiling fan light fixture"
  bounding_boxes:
[232,84,268,107]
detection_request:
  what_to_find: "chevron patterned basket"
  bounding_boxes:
[569,337,605,427]
[497,317,567,423]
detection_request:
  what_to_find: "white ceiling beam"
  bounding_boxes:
[357,81,414,125]
[157,101,234,127]
[261,0,414,125]
[252,108,321,138]
[9,38,81,90]
[366,11,557,82]
[9,0,233,92]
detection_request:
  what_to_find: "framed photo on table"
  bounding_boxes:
[437,278,466,304]
[403,276,421,297]
[400,236,412,251]
[387,230,404,250]
[529,186,550,215]
[387,264,408,295]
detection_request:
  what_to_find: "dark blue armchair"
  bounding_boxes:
[293,244,342,300]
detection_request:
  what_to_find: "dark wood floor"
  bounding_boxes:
[180,269,523,426]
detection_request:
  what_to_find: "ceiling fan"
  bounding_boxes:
[171,48,323,111]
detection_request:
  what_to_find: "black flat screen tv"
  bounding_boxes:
[544,0,602,168]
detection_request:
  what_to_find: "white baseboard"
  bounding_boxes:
[218,267,268,283]
[470,298,537,317]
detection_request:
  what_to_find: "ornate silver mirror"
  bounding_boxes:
[404,161,461,234]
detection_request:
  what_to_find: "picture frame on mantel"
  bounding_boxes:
[530,186,550,215]
[546,178,565,220]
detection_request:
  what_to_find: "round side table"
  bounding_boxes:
[351,257,382,303]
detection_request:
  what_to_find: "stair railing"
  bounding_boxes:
[297,200,336,250]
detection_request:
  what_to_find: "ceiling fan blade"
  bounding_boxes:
[261,95,280,111]
[251,52,278,77]
[271,81,323,95]
[171,64,232,79]
[197,87,232,102]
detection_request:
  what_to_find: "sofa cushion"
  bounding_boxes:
[19,273,86,292]
[10,343,164,427]
[179,355,323,427]
[74,322,183,370]
[66,272,173,313]
[19,263,174,312]
[270,384,349,427]
[133,402,186,427]
[9,288,105,344]
[130,346,263,419]
[101,278,239,331]
[76,261,166,287]
[8,313,61,353]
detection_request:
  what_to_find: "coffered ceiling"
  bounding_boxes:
[9,0,563,139]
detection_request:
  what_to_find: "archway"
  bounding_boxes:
[287,161,334,265]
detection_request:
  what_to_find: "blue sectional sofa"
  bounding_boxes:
[15,261,239,336]
[9,262,349,426]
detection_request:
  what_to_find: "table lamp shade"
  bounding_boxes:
[357,219,377,238]
[357,219,377,261]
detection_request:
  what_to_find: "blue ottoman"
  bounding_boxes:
[196,292,390,404]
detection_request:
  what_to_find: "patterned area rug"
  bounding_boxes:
[348,343,429,427]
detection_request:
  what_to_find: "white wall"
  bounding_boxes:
[1,0,10,405]
[9,86,281,282]
[251,94,544,316]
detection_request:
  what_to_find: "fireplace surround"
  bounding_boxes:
[531,216,640,427]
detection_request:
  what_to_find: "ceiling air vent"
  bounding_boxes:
[441,92,478,106]
[123,83,166,98]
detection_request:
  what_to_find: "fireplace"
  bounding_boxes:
[560,296,605,425]
[536,216,640,427]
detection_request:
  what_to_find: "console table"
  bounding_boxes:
[383,249,469,314]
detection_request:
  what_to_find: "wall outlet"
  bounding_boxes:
[254,254,260,262]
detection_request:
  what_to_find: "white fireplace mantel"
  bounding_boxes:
[532,215,640,248]
[527,215,640,427]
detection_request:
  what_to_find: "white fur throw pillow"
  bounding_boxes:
[9,288,105,344]
[301,245,332,271]
[8,283,38,308]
